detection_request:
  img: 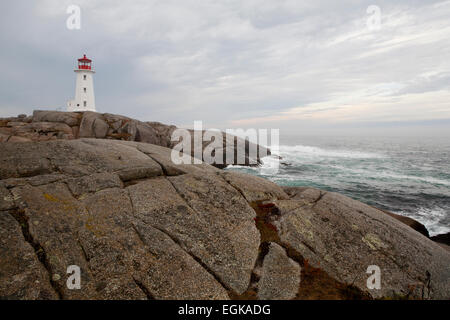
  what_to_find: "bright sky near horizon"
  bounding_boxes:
[1,0,450,135]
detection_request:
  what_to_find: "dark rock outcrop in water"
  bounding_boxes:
[431,233,450,252]
[0,111,269,168]
[380,210,430,238]
[431,232,450,245]
[0,139,449,300]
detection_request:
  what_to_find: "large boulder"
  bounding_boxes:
[0,140,448,300]
[32,110,81,127]
[78,112,104,138]
[178,130,271,169]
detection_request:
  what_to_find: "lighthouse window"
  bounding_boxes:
[83,75,86,80]
[83,101,87,107]
[83,88,87,93]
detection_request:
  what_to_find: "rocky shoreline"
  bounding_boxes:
[1,111,447,243]
[0,110,268,168]
[0,136,449,300]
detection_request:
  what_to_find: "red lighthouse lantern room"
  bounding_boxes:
[78,54,92,70]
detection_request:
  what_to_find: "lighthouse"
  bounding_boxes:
[67,54,96,112]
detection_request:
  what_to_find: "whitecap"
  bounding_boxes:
[278,145,385,159]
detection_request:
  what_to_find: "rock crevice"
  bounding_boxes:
[8,208,63,299]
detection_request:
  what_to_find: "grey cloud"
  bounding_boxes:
[0,0,449,132]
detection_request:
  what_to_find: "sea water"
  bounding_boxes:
[226,135,450,236]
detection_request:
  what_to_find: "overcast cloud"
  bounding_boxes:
[1,0,449,134]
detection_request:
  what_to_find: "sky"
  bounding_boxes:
[1,0,450,136]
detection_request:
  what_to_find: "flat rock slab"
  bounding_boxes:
[258,243,301,300]
[221,171,289,202]
[128,174,260,295]
[273,190,450,299]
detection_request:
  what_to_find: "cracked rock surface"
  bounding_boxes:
[258,242,301,300]
[0,139,449,300]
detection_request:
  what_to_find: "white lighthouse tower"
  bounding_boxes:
[67,54,96,112]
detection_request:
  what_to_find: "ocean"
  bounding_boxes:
[226,135,450,236]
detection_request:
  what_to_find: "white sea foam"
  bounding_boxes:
[278,145,385,159]
[320,165,450,187]
[397,207,450,236]
[226,140,449,237]
[375,172,450,187]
